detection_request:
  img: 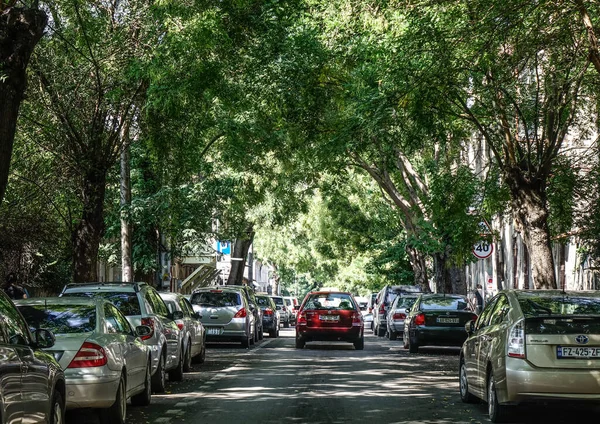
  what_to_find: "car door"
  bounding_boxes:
[0,314,25,424]
[180,298,203,357]
[465,296,498,396]
[147,289,180,369]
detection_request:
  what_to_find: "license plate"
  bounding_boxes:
[557,346,600,359]
[206,327,222,336]
[319,315,339,321]
[437,317,459,324]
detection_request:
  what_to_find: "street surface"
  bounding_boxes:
[68,328,600,424]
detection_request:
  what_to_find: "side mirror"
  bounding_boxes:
[465,321,475,335]
[33,328,56,349]
[136,325,152,338]
[249,304,256,312]
[194,312,203,320]
[170,310,184,320]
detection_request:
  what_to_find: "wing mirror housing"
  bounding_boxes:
[170,310,184,320]
[136,325,153,338]
[465,320,475,335]
[33,328,56,349]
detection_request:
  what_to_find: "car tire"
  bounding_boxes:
[258,327,264,340]
[100,374,126,424]
[388,329,397,340]
[284,320,290,328]
[151,353,166,393]
[183,340,192,372]
[295,337,305,349]
[242,334,250,348]
[131,361,152,407]
[488,374,510,423]
[269,329,277,338]
[408,336,419,353]
[354,335,365,350]
[402,332,409,349]
[459,359,477,404]
[169,346,185,382]
[50,389,65,424]
[376,325,385,337]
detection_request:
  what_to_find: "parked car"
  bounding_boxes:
[373,285,422,337]
[16,297,152,423]
[386,294,419,340]
[403,293,477,353]
[284,297,296,325]
[256,293,280,337]
[159,292,206,370]
[189,287,256,347]
[271,295,291,328]
[60,282,185,393]
[295,291,364,350]
[0,290,66,424]
[460,289,600,422]
[226,285,264,341]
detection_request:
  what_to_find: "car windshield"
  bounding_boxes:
[191,291,240,307]
[18,304,96,334]
[518,294,600,317]
[303,294,355,311]
[63,291,141,316]
[421,296,469,311]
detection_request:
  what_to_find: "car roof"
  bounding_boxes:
[509,290,600,299]
[62,282,147,293]
[308,291,353,296]
[16,297,103,307]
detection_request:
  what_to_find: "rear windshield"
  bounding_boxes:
[421,296,470,311]
[63,292,141,316]
[304,293,355,311]
[163,299,177,314]
[256,296,271,307]
[395,297,418,309]
[272,297,284,305]
[191,291,241,307]
[18,304,96,334]
[518,294,600,317]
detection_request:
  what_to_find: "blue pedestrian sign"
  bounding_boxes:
[216,241,231,255]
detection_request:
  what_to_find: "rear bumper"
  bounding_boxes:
[411,326,467,347]
[262,317,278,331]
[297,326,362,342]
[204,319,248,342]
[64,370,121,409]
[503,357,600,404]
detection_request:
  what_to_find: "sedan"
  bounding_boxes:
[0,291,66,424]
[460,289,600,422]
[160,292,207,371]
[256,293,280,338]
[386,294,418,340]
[16,297,153,424]
[403,294,477,353]
[295,291,364,350]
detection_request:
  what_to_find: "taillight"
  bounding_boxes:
[352,313,362,327]
[264,308,274,316]
[471,314,478,321]
[297,312,307,325]
[68,342,107,368]
[282,306,287,312]
[393,312,406,320]
[507,320,526,359]
[141,317,155,341]
[413,313,425,326]
[379,304,385,314]
[176,321,184,331]
[234,308,247,318]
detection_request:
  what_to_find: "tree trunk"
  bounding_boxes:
[227,226,255,285]
[506,169,557,289]
[0,7,47,204]
[72,168,107,283]
[407,247,430,292]
[120,137,132,282]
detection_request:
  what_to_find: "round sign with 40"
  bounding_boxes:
[473,240,493,259]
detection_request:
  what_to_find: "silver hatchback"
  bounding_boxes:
[460,289,600,422]
[190,287,256,347]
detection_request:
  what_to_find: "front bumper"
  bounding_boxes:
[64,368,121,409]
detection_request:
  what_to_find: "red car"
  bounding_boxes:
[295,291,364,350]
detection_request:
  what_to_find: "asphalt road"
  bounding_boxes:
[68,327,600,424]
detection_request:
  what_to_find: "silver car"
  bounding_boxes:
[160,292,207,370]
[60,282,184,393]
[460,289,600,422]
[385,295,418,340]
[271,295,291,328]
[190,287,256,347]
[16,297,152,423]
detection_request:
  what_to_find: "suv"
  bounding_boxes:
[271,295,291,328]
[373,285,422,337]
[60,282,184,393]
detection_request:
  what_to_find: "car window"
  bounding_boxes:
[163,299,178,315]
[395,297,417,310]
[64,291,142,316]
[303,293,356,311]
[0,295,32,345]
[179,298,193,317]
[420,296,470,311]
[146,289,169,317]
[191,291,241,307]
[488,295,510,326]
[18,304,96,334]
[104,304,130,334]
[475,296,498,330]
[517,293,600,316]
[271,297,284,305]
[256,296,270,307]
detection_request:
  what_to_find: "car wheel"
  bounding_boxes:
[183,340,192,372]
[353,335,365,350]
[151,353,166,393]
[402,331,409,349]
[388,329,397,340]
[408,336,419,353]
[258,326,264,340]
[269,329,277,338]
[295,337,305,349]
[241,334,250,348]
[459,359,477,403]
[169,345,185,382]
[376,325,385,337]
[131,360,152,406]
[100,374,126,424]
[50,389,65,424]
[488,374,510,422]
[284,320,290,328]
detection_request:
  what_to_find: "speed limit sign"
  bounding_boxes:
[473,241,493,259]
